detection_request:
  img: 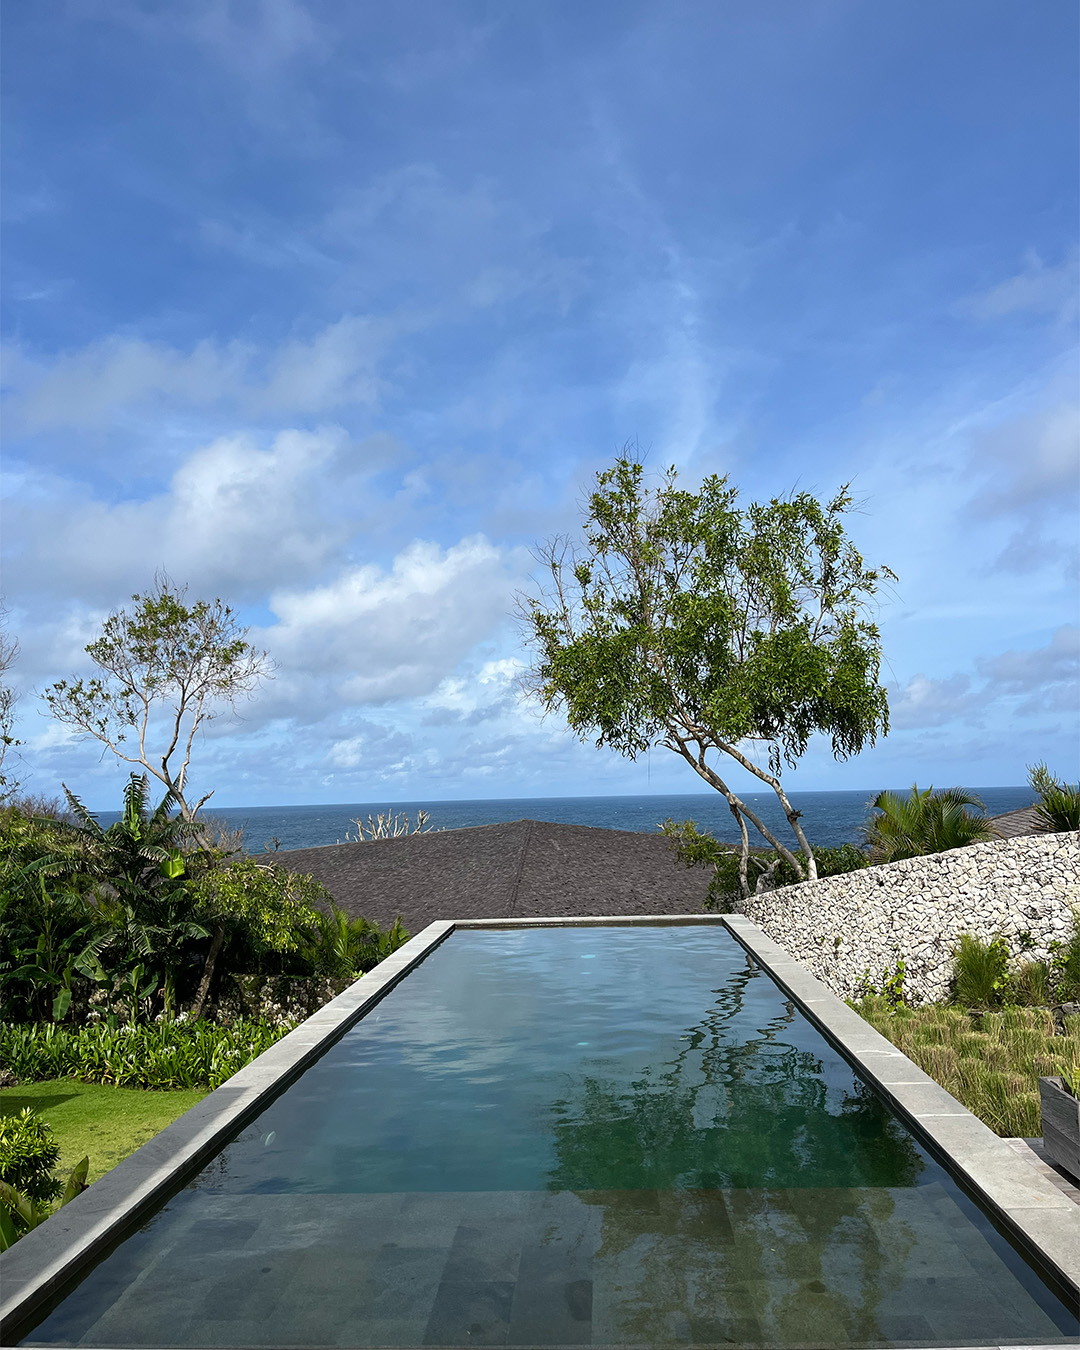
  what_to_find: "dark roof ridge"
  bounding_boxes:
[506,819,535,917]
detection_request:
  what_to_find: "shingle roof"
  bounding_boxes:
[988,805,1047,839]
[268,819,715,933]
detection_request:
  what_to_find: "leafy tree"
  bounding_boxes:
[1027,762,1080,833]
[43,576,271,820]
[522,456,894,897]
[187,857,332,1017]
[661,818,869,909]
[861,784,992,863]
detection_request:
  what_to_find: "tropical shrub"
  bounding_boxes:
[0,1108,62,1205]
[662,818,869,910]
[299,907,409,978]
[1028,762,1080,833]
[0,881,100,1023]
[0,1018,294,1090]
[861,784,992,862]
[0,1156,88,1250]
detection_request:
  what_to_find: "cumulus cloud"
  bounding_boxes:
[259,535,527,708]
[3,315,397,432]
[962,394,1080,574]
[890,626,1079,732]
[5,427,357,601]
[420,657,526,726]
[970,400,1080,517]
[978,624,1079,713]
[888,673,975,730]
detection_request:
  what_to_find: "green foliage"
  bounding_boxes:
[0,877,100,1023]
[1,1080,207,1187]
[300,906,409,978]
[1027,762,1080,832]
[4,780,403,1022]
[0,1107,62,1205]
[952,933,1012,1009]
[854,1000,1078,1138]
[42,576,271,820]
[0,1154,89,1251]
[1012,959,1053,1008]
[1052,909,1080,1001]
[524,456,894,893]
[191,857,329,959]
[0,1018,293,1091]
[854,955,908,1009]
[661,818,869,911]
[861,784,992,862]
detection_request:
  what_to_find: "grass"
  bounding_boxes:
[0,1080,206,1187]
[855,998,1080,1139]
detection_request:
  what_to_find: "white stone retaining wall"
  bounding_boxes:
[734,832,1080,1004]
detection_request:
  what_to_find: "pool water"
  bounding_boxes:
[21,926,1078,1347]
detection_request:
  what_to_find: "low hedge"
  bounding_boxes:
[0,1018,294,1091]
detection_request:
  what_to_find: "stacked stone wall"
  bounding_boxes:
[734,832,1080,1004]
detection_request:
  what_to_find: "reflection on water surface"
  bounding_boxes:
[20,926,1078,1348]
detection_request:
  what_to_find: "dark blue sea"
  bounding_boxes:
[100,786,1036,853]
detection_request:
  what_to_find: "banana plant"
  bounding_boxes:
[0,1156,89,1252]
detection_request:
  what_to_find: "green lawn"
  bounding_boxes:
[0,1080,207,1186]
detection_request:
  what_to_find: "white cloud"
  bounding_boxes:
[3,315,397,432]
[260,536,527,707]
[978,624,1079,712]
[970,400,1080,517]
[889,626,1079,733]
[888,674,974,730]
[5,427,356,601]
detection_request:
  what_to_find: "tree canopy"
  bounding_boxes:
[43,576,271,820]
[522,456,895,895]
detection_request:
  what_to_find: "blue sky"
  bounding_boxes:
[2,0,1077,809]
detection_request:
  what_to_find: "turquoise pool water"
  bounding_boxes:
[20,926,1078,1347]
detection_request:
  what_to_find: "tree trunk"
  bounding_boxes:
[190,922,225,1020]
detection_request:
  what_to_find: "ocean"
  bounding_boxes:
[98,786,1037,854]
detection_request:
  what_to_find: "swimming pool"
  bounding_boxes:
[9,922,1080,1347]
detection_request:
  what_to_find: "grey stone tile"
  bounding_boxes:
[351,1244,450,1321]
[507,1275,592,1345]
[996,1205,1080,1286]
[441,1220,524,1283]
[423,1278,515,1345]
[883,1080,974,1118]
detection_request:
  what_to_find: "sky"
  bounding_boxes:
[2,0,1078,810]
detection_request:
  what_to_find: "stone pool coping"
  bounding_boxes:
[2,911,1077,1346]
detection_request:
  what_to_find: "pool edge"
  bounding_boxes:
[720,912,1080,1302]
[3,912,1076,1348]
[0,919,456,1343]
